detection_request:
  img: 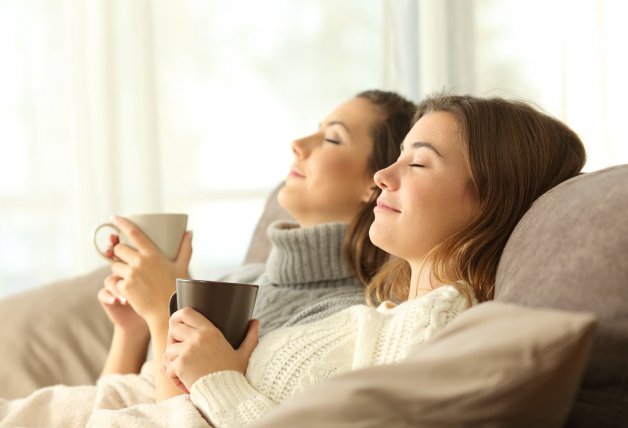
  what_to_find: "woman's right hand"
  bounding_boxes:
[97,275,149,338]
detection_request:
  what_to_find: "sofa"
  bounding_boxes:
[0,164,626,427]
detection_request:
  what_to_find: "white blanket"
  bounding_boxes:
[0,362,210,427]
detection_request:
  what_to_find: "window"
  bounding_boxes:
[0,0,384,296]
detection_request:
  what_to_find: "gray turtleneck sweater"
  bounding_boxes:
[0,221,368,427]
[223,221,366,336]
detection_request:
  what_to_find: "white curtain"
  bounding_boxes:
[0,0,162,295]
[383,0,628,171]
[0,0,385,296]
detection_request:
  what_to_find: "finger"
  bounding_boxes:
[103,275,126,303]
[163,341,185,362]
[112,216,156,255]
[109,260,133,281]
[111,243,141,266]
[168,319,196,343]
[175,231,193,269]
[164,359,189,393]
[237,319,260,355]
[97,287,116,305]
[171,307,214,330]
[165,361,182,387]
[104,247,116,260]
[176,381,190,395]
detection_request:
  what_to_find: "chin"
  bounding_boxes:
[368,222,387,251]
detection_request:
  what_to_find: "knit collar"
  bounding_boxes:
[263,220,355,287]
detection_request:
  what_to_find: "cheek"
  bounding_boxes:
[318,153,359,175]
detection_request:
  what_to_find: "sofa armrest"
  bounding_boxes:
[0,267,112,398]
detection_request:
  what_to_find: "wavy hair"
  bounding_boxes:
[367,94,586,304]
[344,90,416,286]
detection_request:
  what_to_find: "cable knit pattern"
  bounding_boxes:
[191,285,472,427]
[232,221,366,336]
[0,221,365,428]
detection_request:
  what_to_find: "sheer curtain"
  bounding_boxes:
[0,0,385,296]
[384,0,628,171]
[0,0,164,296]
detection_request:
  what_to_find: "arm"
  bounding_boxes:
[100,326,149,376]
[107,215,193,399]
[191,371,278,426]
[97,277,150,376]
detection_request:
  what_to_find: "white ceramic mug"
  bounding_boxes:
[93,213,188,260]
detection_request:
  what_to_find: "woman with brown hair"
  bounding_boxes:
[119,93,586,427]
[0,89,416,427]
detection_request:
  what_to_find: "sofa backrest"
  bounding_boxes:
[243,183,293,264]
[495,164,628,427]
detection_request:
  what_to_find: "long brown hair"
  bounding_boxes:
[367,94,586,304]
[344,90,416,286]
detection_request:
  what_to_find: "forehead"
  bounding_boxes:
[323,97,382,131]
[402,111,462,154]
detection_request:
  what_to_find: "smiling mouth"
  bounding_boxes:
[375,199,401,213]
[288,167,305,178]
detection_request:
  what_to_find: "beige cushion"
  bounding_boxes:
[0,267,112,399]
[251,302,596,428]
[494,164,628,426]
[0,184,290,398]
[243,183,293,264]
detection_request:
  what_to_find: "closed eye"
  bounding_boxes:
[409,163,425,168]
[325,138,341,144]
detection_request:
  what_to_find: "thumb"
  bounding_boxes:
[175,231,193,267]
[237,319,260,356]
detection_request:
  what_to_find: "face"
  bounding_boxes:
[278,97,381,226]
[369,111,479,265]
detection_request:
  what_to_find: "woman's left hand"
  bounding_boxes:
[161,307,260,393]
[108,215,193,328]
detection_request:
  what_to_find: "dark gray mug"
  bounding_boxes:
[169,278,259,349]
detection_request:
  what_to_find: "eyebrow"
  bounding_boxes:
[321,121,352,135]
[400,141,443,158]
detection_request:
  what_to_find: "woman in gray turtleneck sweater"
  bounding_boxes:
[0,90,417,426]
[98,90,416,401]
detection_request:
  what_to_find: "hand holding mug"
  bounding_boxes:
[162,307,260,393]
[94,214,192,327]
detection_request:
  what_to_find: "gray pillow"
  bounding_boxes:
[0,267,112,398]
[495,164,628,427]
[251,302,596,428]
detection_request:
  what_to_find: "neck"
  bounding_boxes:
[408,260,434,300]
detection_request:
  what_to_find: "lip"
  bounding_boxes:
[288,166,305,178]
[374,198,401,213]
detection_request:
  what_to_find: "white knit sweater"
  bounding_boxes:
[190,285,471,427]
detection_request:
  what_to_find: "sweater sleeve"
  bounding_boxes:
[190,370,278,427]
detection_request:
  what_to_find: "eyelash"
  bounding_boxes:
[325,138,341,145]
[409,163,425,168]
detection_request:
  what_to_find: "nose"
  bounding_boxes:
[290,134,315,159]
[373,163,398,191]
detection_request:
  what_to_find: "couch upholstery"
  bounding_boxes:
[0,184,292,399]
[250,302,596,428]
[0,165,625,426]
[495,164,628,426]
[248,164,628,427]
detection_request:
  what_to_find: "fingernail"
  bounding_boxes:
[119,296,127,304]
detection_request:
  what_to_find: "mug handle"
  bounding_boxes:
[93,223,120,260]
[168,292,178,316]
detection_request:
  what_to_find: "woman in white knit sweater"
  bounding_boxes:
[126,94,586,427]
[0,91,417,427]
